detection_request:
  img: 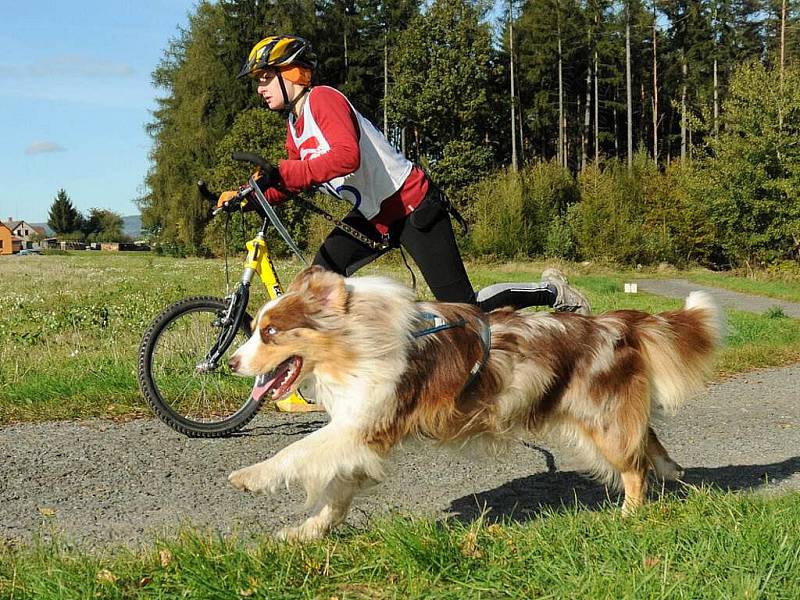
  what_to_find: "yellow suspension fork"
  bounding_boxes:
[244,235,318,412]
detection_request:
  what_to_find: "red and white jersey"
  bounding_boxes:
[264,86,428,234]
[288,86,412,218]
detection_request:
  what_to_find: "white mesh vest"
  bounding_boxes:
[289,86,412,219]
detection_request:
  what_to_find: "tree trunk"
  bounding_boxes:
[384,31,389,137]
[594,47,599,163]
[343,16,349,73]
[652,2,658,161]
[558,10,565,167]
[510,3,518,172]
[780,0,786,130]
[613,89,619,155]
[681,56,687,164]
[583,29,591,171]
[713,58,719,138]
[518,88,526,162]
[626,2,633,168]
[640,82,646,150]
[712,4,719,139]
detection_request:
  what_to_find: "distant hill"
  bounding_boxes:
[31,215,143,239]
[122,215,142,238]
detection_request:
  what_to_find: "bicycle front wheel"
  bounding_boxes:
[138,296,261,437]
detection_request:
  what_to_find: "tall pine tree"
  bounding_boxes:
[47,189,82,234]
[386,0,497,188]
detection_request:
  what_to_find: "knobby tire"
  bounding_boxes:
[137,296,262,437]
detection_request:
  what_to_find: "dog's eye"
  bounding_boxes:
[259,324,278,344]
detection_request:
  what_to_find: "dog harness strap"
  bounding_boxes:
[412,312,466,337]
[412,311,492,391]
[464,313,491,390]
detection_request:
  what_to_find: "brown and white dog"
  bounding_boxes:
[228,266,723,541]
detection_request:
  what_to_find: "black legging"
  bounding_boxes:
[313,206,476,304]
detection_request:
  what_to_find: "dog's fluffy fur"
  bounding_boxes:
[228,266,723,540]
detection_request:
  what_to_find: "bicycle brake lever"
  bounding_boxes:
[210,184,254,217]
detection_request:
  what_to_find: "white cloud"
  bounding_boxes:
[25,142,66,155]
[1,54,134,79]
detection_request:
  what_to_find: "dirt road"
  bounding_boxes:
[2,364,798,549]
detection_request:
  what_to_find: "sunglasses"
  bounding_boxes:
[254,71,277,85]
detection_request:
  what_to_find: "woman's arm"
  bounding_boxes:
[263,131,301,205]
[274,87,361,194]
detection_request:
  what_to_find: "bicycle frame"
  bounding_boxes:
[201,163,317,412]
[237,220,316,412]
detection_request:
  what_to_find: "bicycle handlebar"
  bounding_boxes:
[231,152,274,174]
[195,153,305,261]
[198,152,277,216]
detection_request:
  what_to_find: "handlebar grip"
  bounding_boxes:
[231,152,274,175]
[197,180,217,204]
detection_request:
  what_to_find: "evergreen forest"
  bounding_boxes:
[140,0,800,269]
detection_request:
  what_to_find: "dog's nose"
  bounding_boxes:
[228,355,240,372]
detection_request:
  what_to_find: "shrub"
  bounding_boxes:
[699,61,800,267]
[571,158,645,263]
[545,214,578,260]
[464,160,576,258]
[639,158,716,266]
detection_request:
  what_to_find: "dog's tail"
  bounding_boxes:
[640,291,724,413]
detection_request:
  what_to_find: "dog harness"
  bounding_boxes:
[413,311,492,391]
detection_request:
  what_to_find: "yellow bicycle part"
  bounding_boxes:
[245,237,323,413]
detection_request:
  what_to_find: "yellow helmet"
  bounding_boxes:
[237,35,317,79]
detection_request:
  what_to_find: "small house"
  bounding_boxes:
[0,222,22,255]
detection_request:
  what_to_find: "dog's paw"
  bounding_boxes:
[275,522,328,542]
[228,464,278,494]
[657,465,685,482]
[651,457,685,482]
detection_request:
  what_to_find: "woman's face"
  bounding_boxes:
[256,71,285,111]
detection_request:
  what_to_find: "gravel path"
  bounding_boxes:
[636,278,800,317]
[3,366,799,550]
[2,280,799,549]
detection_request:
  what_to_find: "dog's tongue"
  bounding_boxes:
[248,357,303,402]
[249,364,287,402]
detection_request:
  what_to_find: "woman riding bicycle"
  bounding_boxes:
[220,34,589,314]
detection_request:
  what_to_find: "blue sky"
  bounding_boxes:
[0,1,198,223]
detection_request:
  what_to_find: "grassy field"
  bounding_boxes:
[2,252,800,423]
[2,487,798,598]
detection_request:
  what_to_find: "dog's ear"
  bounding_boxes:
[289,266,347,314]
[287,265,326,293]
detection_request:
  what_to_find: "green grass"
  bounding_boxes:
[2,488,799,598]
[3,255,800,596]
[2,253,800,423]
